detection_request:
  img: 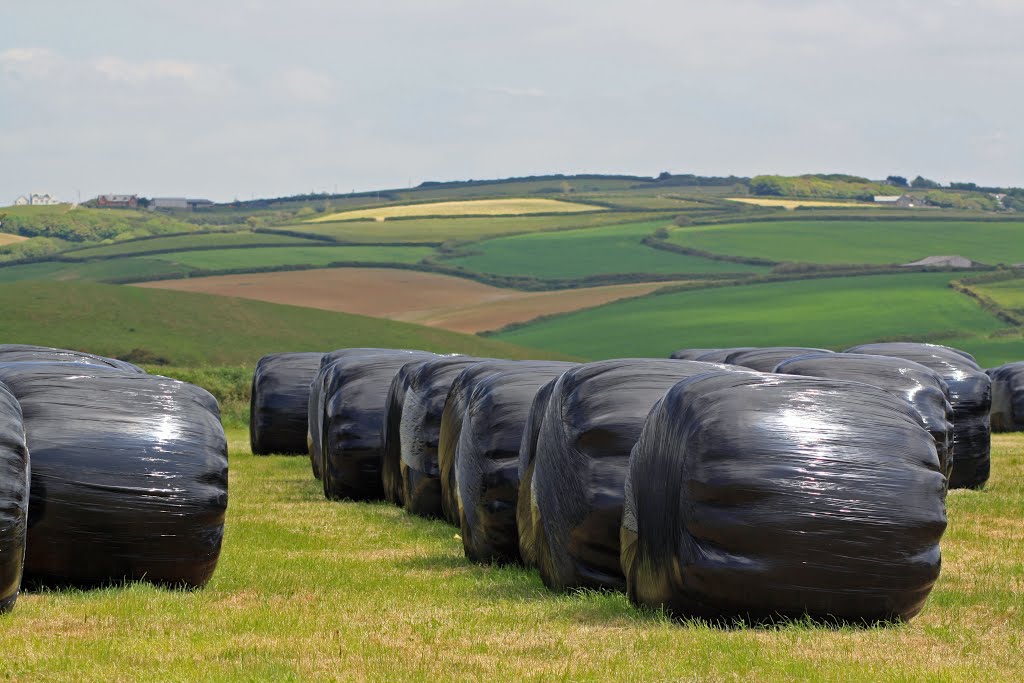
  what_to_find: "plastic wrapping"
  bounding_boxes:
[0,344,143,373]
[0,363,228,588]
[381,358,441,507]
[249,352,324,456]
[453,363,577,564]
[399,356,494,518]
[988,362,1024,432]
[516,378,559,569]
[725,347,833,371]
[845,342,991,489]
[669,349,723,360]
[693,348,757,363]
[522,359,736,591]
[776,353,954,477]
[0,382,29,613]
[320,350,436,500]
[622,371,947,624]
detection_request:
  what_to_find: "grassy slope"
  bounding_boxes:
[0,429,1020,681]
[64,232,324,259]
[972,277,1024,312]
[667,220,1024,265]
[310,197,604,222]
[495,273,1012,362]
[0,258,194,283]
[163,245,433,270]
[446,221,769,279]
[0,281,571,365]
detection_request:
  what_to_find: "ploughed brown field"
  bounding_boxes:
[136,268,676,333]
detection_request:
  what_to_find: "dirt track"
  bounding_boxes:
[136,268,676,333]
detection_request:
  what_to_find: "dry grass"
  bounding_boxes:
[0,232,28,246]
[307,198,605,223]
[727,197,877,209]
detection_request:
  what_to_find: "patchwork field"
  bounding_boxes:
[445,221,770,279]
[494,273,1016,364]
[0,257,194,283]
[160,245,433,270]
[309,197,605,223]
[0,429,1020,681]
[137,268,678,333]
[63,231,324,259]
[667,220,1024,265]
[971,276,1024,313]
[0,232,27,245]
[726,197,876,209]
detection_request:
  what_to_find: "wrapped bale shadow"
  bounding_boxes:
[250,352,324,456]
[693,348,757,363]
[776,353,953,477]
[321,351,436,501]
[523,358,738,591]
[725,347,832,372]
[0,382,29,613]
[845,342,991,489]
[0,344,143,373]
[454,363,577,564]
[0,363,228,588]
[988,362,1024,432]
[622,371,947,624]
[400,356,491,519]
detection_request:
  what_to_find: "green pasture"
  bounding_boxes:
[64,231,324,259]
[0,257,193,283]
[971,276,1024,313]
[0,429,1020,681]
[667,220,1024,265]
[162,245,433,270]
[445,221,769,279]
[495,273,1014,363]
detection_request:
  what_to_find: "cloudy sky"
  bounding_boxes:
[2,1,1021,202]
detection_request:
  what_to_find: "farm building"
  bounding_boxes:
[95,194,139,208]
[151,197,214,210]
[13,193,61,206]
[874,194,923,208]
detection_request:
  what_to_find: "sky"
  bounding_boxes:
[2,1,1022,203]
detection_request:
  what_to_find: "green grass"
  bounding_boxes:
[161,245,433,270]
[445,221,770,279]
[667,220,1024,265]
[495,273,1010,361]
[64,232,325,259]
[0,281,572,366]
[0,204,200,242]
[1,429,1020,681]
[0,258,194,283]
[972,276,1024,313]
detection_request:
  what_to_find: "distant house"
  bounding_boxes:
[13,196,29,206]
[13,193,61,206]
[873,194,922,208]
[151,197,214,211]
[96,194,139,208]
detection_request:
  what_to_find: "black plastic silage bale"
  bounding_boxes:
[0,363,228,588]
[453,363,577,564]
[320,351,436,501]
[382,357,444,507]
[776,353,954,478]
[523,358,738,592]
[0,344,143,373]
[988,362,1024,432]
[0,382,29,613]
[516,377,559,569]
[725,346,833,372]
[845,342,991,489]
[693,347,757,363]
[669,349,722,360]
[250,352,324,456]
[622,371,947,624]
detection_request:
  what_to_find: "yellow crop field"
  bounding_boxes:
[727,197,877,210]
[0,232,28,246]
[307,198,605,223]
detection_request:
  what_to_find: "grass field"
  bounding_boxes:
[0,429,1020,681]
[726,198,876,209]
[494,273,1015,363]
[667,220,1024,265]
[63,232,325,259]
[0,281,570,365]
[160,245,433,270]
[309,198,605,223]
[0,232,27,245]
[0,258,194,283]
[138,268,680,333]
[971,276,1024,313]
[445,221,770,279]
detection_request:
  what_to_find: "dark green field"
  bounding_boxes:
[63,231,324,259]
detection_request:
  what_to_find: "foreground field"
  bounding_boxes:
[0,429,1020,681]
[138,268,677,333]
[308,197,604,222]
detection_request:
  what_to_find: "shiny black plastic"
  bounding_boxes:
[622,371,947,624]
[250,352,324,455]
[320,351,436,500]
[669,349,723,360]
[776,353,954,478]
[522,359,736,591]
[845,342,991,489]
[0,363,228,588]
[516,378,559,569]
[725,347,833,371]
[452,363,577,564]
[0,344,143,373]
[988,362,1024,432]
[692,348,757,363]
[0,382,29,613]
[381,358,441,507]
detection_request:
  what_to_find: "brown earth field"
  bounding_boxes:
[136,268,678,333]
[0,232,28,246]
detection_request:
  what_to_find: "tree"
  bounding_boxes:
[886,175,909,187]
[657,171,672,180]
[911,176,941,189]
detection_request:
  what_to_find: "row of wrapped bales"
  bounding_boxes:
[669,348,725,360]
[518,359,736,592]
[622,371,947,623]
[382,358,436,506]
[775,353,954,478]
[451,362,578,564]
[320,350,436,500]
[0,382,29,613]
[0,344,144,373]
[724,347,832,372]
[0,359,228,590]
[250,352,324,455]
[846,343,991,489]
[988,362,1024,432]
